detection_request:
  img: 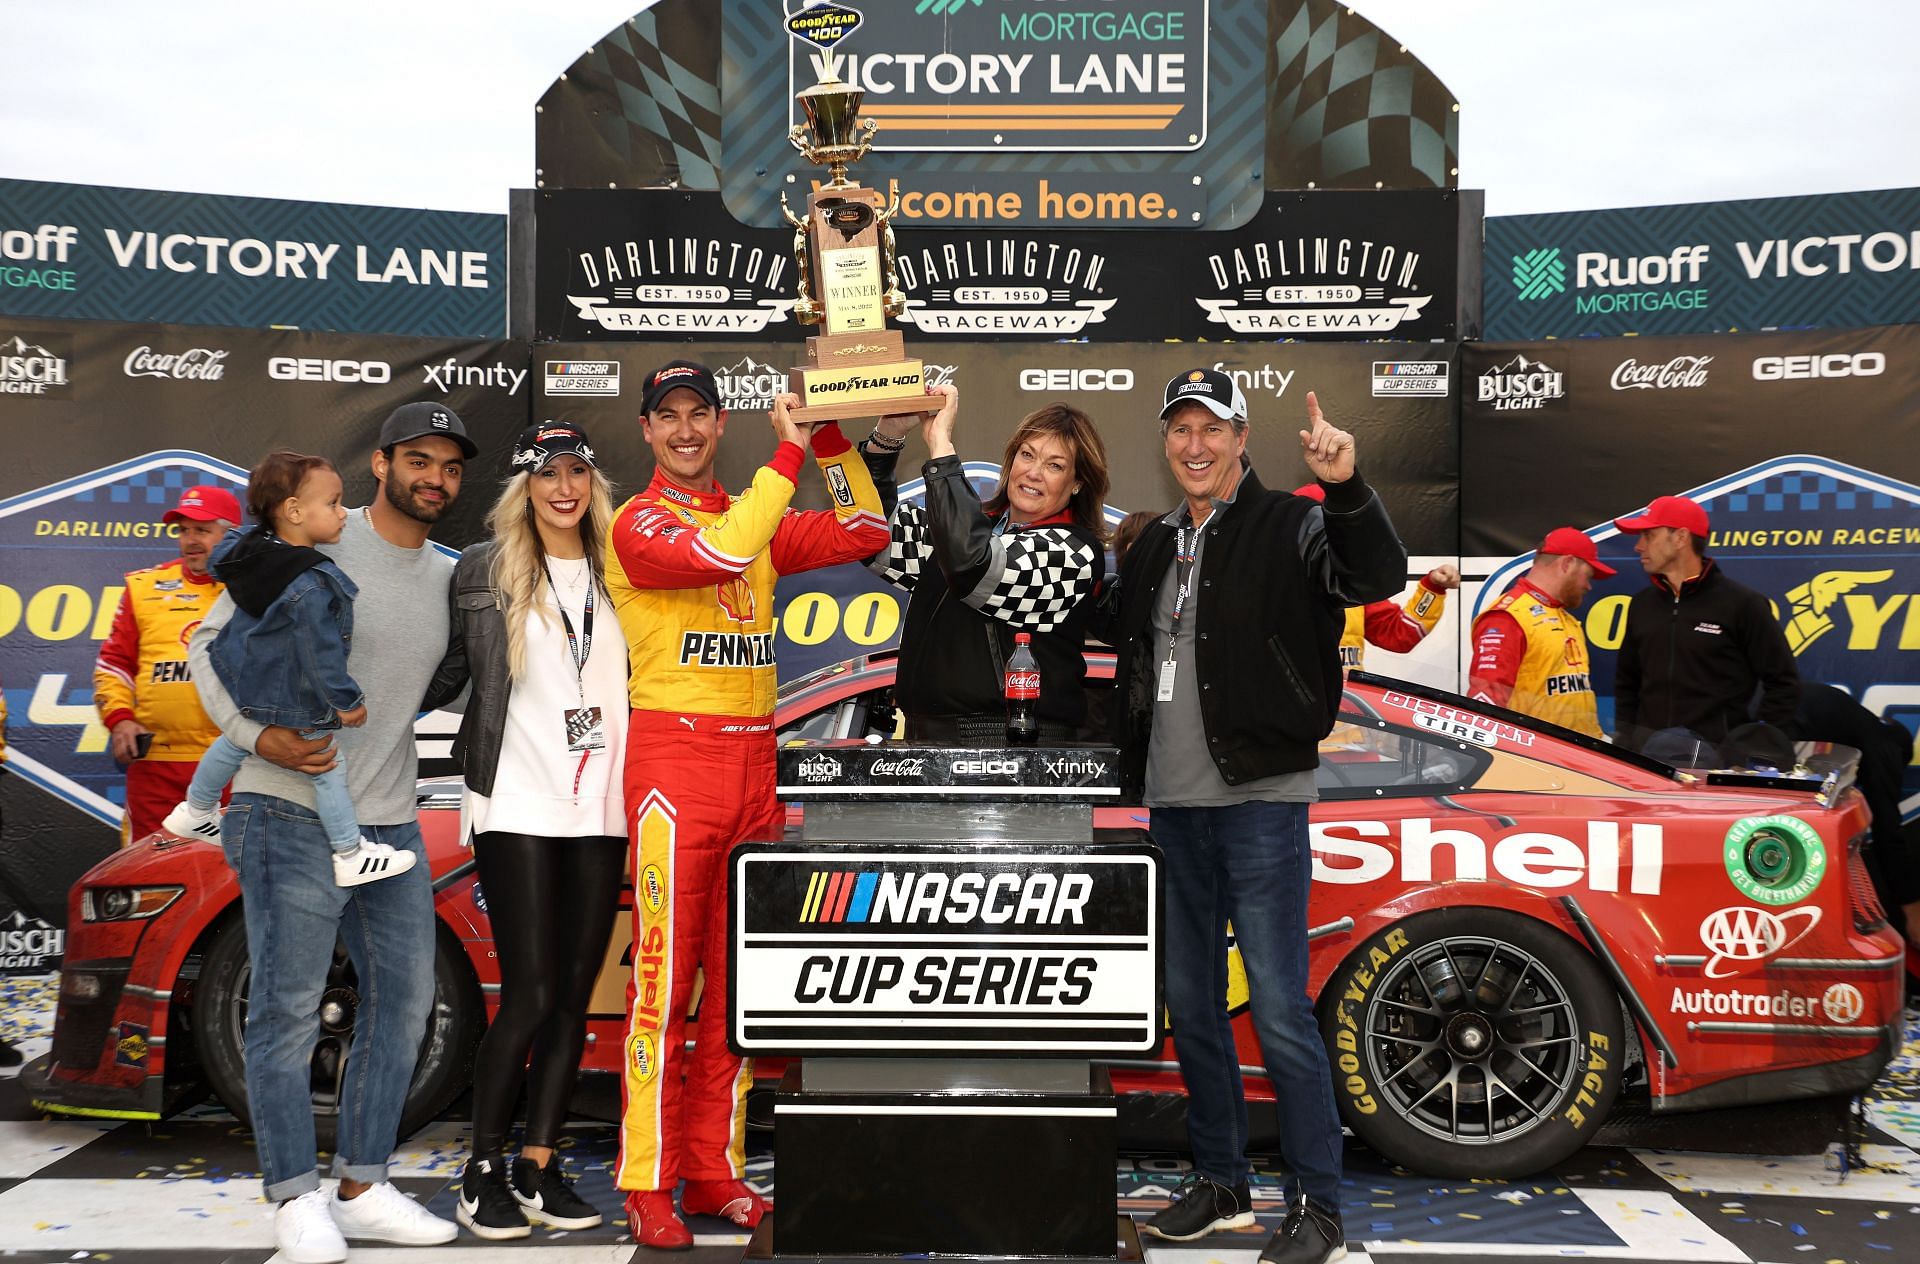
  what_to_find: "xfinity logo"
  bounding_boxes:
[951,758,1018,776]
[268,357,391,384]
[1611,355,1711,391]
[1018,367,1132,392]
[795,754,843,783]
[1752,352,1886,380]
[124,346,228,381]
[1042,756,1107,778]
[1698,905,1819,978]
[1213,362,1293,400]
[424,358,526,395]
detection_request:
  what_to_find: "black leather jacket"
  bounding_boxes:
[424,542,512,796]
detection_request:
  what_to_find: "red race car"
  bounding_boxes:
[26,661,1904,1178]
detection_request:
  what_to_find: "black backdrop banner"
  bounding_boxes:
[1461,322,1920,804]
[0,317,530,961]
[531,188,1479,344]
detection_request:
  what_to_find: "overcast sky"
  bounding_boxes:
[3,1,1915,218]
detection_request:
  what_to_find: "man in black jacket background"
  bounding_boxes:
[1611,496,1799,766]
[1101,369,1406,1264]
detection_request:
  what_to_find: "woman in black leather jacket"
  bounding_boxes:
[867,386,1110,742]
[434,421,627,1240]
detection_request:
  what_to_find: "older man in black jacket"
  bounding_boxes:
[1100,369,1406,1264]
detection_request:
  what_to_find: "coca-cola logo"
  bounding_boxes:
[868,757,927,778]
[1610,354,1712,391]
[124,345,229,381]
[1005,670,1040,698]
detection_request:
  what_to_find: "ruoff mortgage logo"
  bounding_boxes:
[1475,352,1565,412]
[715,355,788,412]
[1510,246,1567,301]
[1196,236,1435,333]
[894,236,1115,334]
[1517,243,1711,317]
[566,234,796,332]
[0,332,71,397]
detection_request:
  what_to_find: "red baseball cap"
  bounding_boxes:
[164,484,243,525]
[1539,526,1616,577]
[1614,495,1710,537]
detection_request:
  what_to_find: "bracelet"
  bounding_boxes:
[864,428,907,452]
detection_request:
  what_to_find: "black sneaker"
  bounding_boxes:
[511,1155,603,1230]
[1259,1200,1347,1264]
[457,1156,530,1240]
[1141,1173,1255,1241]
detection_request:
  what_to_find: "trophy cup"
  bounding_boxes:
[781,46,928,423]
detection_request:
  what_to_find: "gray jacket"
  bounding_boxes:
[425,542,512,797]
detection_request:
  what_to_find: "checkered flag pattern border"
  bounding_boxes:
[974,529,1099,632]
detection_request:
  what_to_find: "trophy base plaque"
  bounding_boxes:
[789,330,930,425]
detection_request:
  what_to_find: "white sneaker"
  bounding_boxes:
[332,838,418,888]
[330,1179,457,1244]
[275,1188,348,1263]
[160,800,222,842]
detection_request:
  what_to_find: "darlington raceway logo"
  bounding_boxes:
[895,237,1115,334]
[1195,236,1436,334]
[0,909,66,971]
[123,345,228,381]
[0,332,72,397]
[1510,243,1710,317]
[566,234,796,332]
[1476,352,1565,411]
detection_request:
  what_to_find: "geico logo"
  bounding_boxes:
[1752,352,1886,380]
[1017,368,1134,391]
[1311,819,1664,894]
[1576,245,1709,287]
[952,758,1018,775]
[864,870,1093,925]
[267,357,391,383]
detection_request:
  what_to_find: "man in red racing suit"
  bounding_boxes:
[603,360,889,1247]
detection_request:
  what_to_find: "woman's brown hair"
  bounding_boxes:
[982,403,1110,539]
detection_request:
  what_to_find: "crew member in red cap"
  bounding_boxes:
[1612,495,1798,764]
[1294,485,1457,670]
[93,484,241,842]
[1467,527,1613,736]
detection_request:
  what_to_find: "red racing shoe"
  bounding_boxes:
[626,1190,693,1251]
[682,1179,772,1228]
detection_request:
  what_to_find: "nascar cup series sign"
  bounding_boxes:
[730,844,1160,1056]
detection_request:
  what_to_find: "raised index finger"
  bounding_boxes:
[1305,389,1325,429]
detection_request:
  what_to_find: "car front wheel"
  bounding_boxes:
[191,912,483,1148]
[1320,907,1624,1178]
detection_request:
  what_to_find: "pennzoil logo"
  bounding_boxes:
[640,864,667,915]
[566,236,795,332]
[798,869,1093,925]
[895,238,1115,334]
[628,1031,660,1084]
[677,629,774,667]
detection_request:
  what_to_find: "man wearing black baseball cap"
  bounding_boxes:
[185,400,472,1258]
[1099,369,1406,1264]
[605,359,890,1247]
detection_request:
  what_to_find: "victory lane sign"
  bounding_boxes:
[729,844,1159,1056]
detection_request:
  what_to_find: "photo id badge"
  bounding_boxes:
[564,706,606,752]
[1156,659,1177,702]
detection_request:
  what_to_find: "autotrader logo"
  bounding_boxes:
[1511,247,1567,301]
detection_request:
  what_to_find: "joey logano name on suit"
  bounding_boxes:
[678,630,776,666]
[1311,819,1664,894]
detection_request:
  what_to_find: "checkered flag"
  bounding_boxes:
[868,503,934,590]
[967,528,1099,632]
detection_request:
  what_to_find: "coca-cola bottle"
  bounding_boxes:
[1005,632,1040,745]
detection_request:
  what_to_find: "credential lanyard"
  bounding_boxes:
[544,564,597,796]
[1164,523,1198,663]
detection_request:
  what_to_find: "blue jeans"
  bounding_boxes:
[220,793,435,1201]
[192,734,360,852]
[1152,800,1343,1205]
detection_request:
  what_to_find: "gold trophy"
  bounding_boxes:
[780,49,927,423]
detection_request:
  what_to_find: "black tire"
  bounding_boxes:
[192,912,484,1149]
[1320,907,1624,1178]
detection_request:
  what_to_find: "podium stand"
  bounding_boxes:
[732,741,1159,1262]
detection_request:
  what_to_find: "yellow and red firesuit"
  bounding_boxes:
[603,422,887,1195]
[1339,576,1448,671]
[1468,575,1603,737]
[93,559,225,842]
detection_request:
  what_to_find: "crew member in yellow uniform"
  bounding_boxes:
[93,485,240,842]
[1468,527,1613,736]
[603,360,889,1249]
[1294,486,1457,671]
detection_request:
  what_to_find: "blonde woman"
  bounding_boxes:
[432,422,627,1239]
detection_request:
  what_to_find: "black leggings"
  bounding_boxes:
[468,830,625,1158]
